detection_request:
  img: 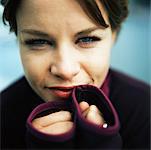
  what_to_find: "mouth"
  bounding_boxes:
[46,86,75,99]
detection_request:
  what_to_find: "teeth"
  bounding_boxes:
[57,89,70,92]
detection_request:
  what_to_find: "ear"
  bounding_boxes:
[111,31,117,47]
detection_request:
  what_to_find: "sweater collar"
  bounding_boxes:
[100,71,110,98]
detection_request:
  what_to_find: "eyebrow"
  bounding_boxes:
[20,27,102,38]
[76,27,103,36]
[20,29,51,38]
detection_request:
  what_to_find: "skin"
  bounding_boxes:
[32,101,105,134]
[16,0,116,134]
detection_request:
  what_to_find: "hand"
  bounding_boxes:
[32,101,106,135]
[79,101,105,126]
[32,111,73,135]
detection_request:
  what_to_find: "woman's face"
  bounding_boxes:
[16,0,116,102]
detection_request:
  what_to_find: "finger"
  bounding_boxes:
[82,107,90,118]
[86,105,104,125]
[79,101,89,112]
[40,121,73,135]
[32,111,72,129]
[89,105,100,113]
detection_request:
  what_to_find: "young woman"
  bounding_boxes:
[1,0,150,149]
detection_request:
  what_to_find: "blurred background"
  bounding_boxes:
[0,0,150,91]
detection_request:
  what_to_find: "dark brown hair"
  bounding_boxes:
[1,0,128,35]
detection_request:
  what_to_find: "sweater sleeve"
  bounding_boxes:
[72,85,123,149]
[25,100,76,149]
[26,84,123,149]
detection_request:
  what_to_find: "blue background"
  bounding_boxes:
[0,1,150,91]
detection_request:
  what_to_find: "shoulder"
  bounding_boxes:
[2,76,30,101]
[109,68,150,102]
[1,76,43,122]
[1,76,43,121]
[109,68,150,115]
[2,76,32,99]
[1,76,43,109]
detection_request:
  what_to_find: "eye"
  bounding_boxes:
[75,36,101,48]
[24,39,55,49]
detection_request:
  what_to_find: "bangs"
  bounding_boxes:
[76,0,109,29]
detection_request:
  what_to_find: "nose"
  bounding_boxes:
[50,50,80,81]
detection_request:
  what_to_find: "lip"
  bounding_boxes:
[47,86,75,99]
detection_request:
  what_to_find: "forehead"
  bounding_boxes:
[17,0,109,33]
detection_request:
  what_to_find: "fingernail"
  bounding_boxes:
[89,105,98,112]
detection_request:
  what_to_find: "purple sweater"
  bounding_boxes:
[1,69,150,149]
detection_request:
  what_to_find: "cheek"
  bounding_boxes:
[20,49,50,86]
[94,59,110,87]
[83,46,111,87]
